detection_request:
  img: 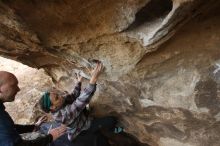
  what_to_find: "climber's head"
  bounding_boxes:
[39,88,66,113]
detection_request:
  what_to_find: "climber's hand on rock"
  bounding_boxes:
[90,62,103,84]
[75,72,83,82]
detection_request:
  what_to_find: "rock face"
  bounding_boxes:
[1,0,220,145]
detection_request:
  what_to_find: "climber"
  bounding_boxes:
[39,61,121,146]
[0,71,67,146]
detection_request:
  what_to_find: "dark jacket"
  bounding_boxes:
[0,102,52,146]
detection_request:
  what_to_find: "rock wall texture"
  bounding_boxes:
[1,0,220,146]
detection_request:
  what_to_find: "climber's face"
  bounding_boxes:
[49,91,65,111]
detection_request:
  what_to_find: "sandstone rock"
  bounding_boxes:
[1,0,220,146]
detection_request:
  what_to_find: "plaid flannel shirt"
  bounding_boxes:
[52,82,96,141]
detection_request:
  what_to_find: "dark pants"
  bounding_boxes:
[88,116,117,133]
[50,116,117,146]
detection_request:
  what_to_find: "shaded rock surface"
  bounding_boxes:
[1,0,220,146]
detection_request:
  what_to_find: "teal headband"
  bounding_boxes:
[43,92,51,111]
